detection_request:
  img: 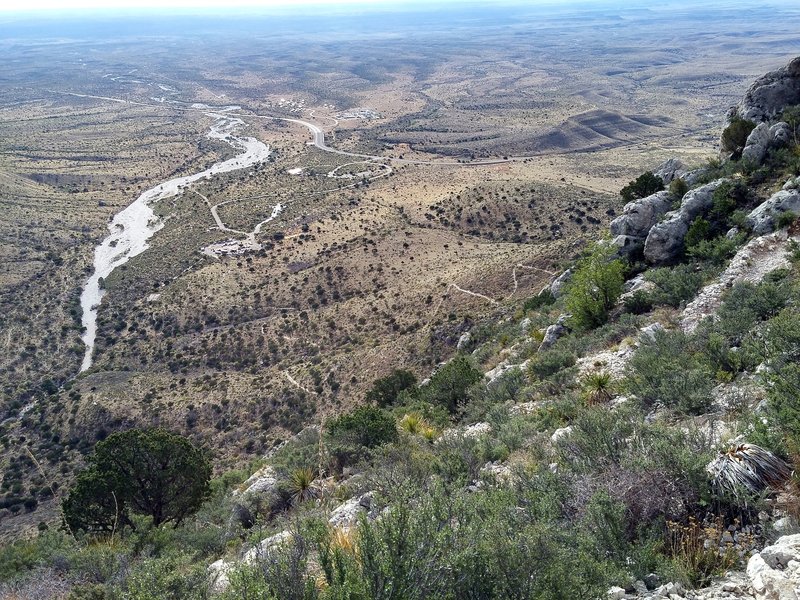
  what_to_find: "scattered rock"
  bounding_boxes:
[539,314,570,351]
[639,322,665,342]
[681,230,795,333]
[235,465,279,498]
[457,331,471,350]
[737,56,800,123]
[550,426,573,443]
[607,586,627,600]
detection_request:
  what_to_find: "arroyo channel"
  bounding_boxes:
[79,107,271,372]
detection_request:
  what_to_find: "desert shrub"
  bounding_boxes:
[687,233,744,266]
[721,116,756,157]
[623,290,654,315]
[309,482,620,600]
[527,348,576,380]
[125,553,211,600]
[365,369,417,408]
[669,177,689,200]
[620,171,664,203]
[522,288,555,312]
[764,363,800,453]
[224,533,318,600]
[625,329,713,415]
[418,355,483,414]
[684,217,711,249]
[710,180,749,226]
[714,280,790,345]
[645,264,704,308]
[565,243,626,330]
[327,406,398,450]
[783,104,800,145]
[777,210,799,229]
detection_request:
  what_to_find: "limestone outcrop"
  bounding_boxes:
[736,56,800,123]
[643,180,727,264]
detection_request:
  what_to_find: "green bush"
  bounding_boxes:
[527,348,577,380]
[522,288,555,312]
[63,428,212,532]
[418,355,483,414]
[714,280,790,345]
[645,264,704,308]
[327,406,398,450]
[684,217,711,249]
[565,244,626,331]
[669,178,689,200]
[365,369,417,407]
[623,290,654,315]
[625,329,714,415]
[776,210,798,229]
[721,116,756,157]
[687,234,744,266]
[620,171,664,203]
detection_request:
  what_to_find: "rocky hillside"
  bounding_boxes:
[3,58,800,600]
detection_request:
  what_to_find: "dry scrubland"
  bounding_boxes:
[0,2,799,538]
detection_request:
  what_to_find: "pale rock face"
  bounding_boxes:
[742,122,771,164]
[236,465,279,498]
[328,492,374,529]
[738,56,800,123]
[457,331,471,350]
[644,180,727,264]
[538,314,570,352]
[549,268,574,298]
[747,188,800,234]
[550,426,573,443]
[610,190,674,238]
[770,121,792,147]
[653,158,689,185]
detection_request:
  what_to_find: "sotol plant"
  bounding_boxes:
[706,444,791,498]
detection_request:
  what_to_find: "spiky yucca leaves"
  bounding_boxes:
[582,371,614,405]
[398,412,438,441]
[707,444,792,497]
[288,468,319,506]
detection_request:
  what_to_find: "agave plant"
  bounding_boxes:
[582,371,614,405]
[287,467,319,505]
[707,443,792,498]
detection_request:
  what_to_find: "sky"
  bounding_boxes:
[0,0,491,12]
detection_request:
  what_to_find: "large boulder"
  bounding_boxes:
[653,158,688,185]
[738,56,800,123]
[539,314,569,352]
[609,190,673,239]
[549,268,573,298]
[643,180,727,264]
[746,534,800,600]
[742,122,772,164]
[770,121,792,147]
[747,188,800,234]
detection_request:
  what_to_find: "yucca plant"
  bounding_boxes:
[287,467,319,505]
[707,443,792,498]
[582,371,614,405]
[398,412,438,440]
